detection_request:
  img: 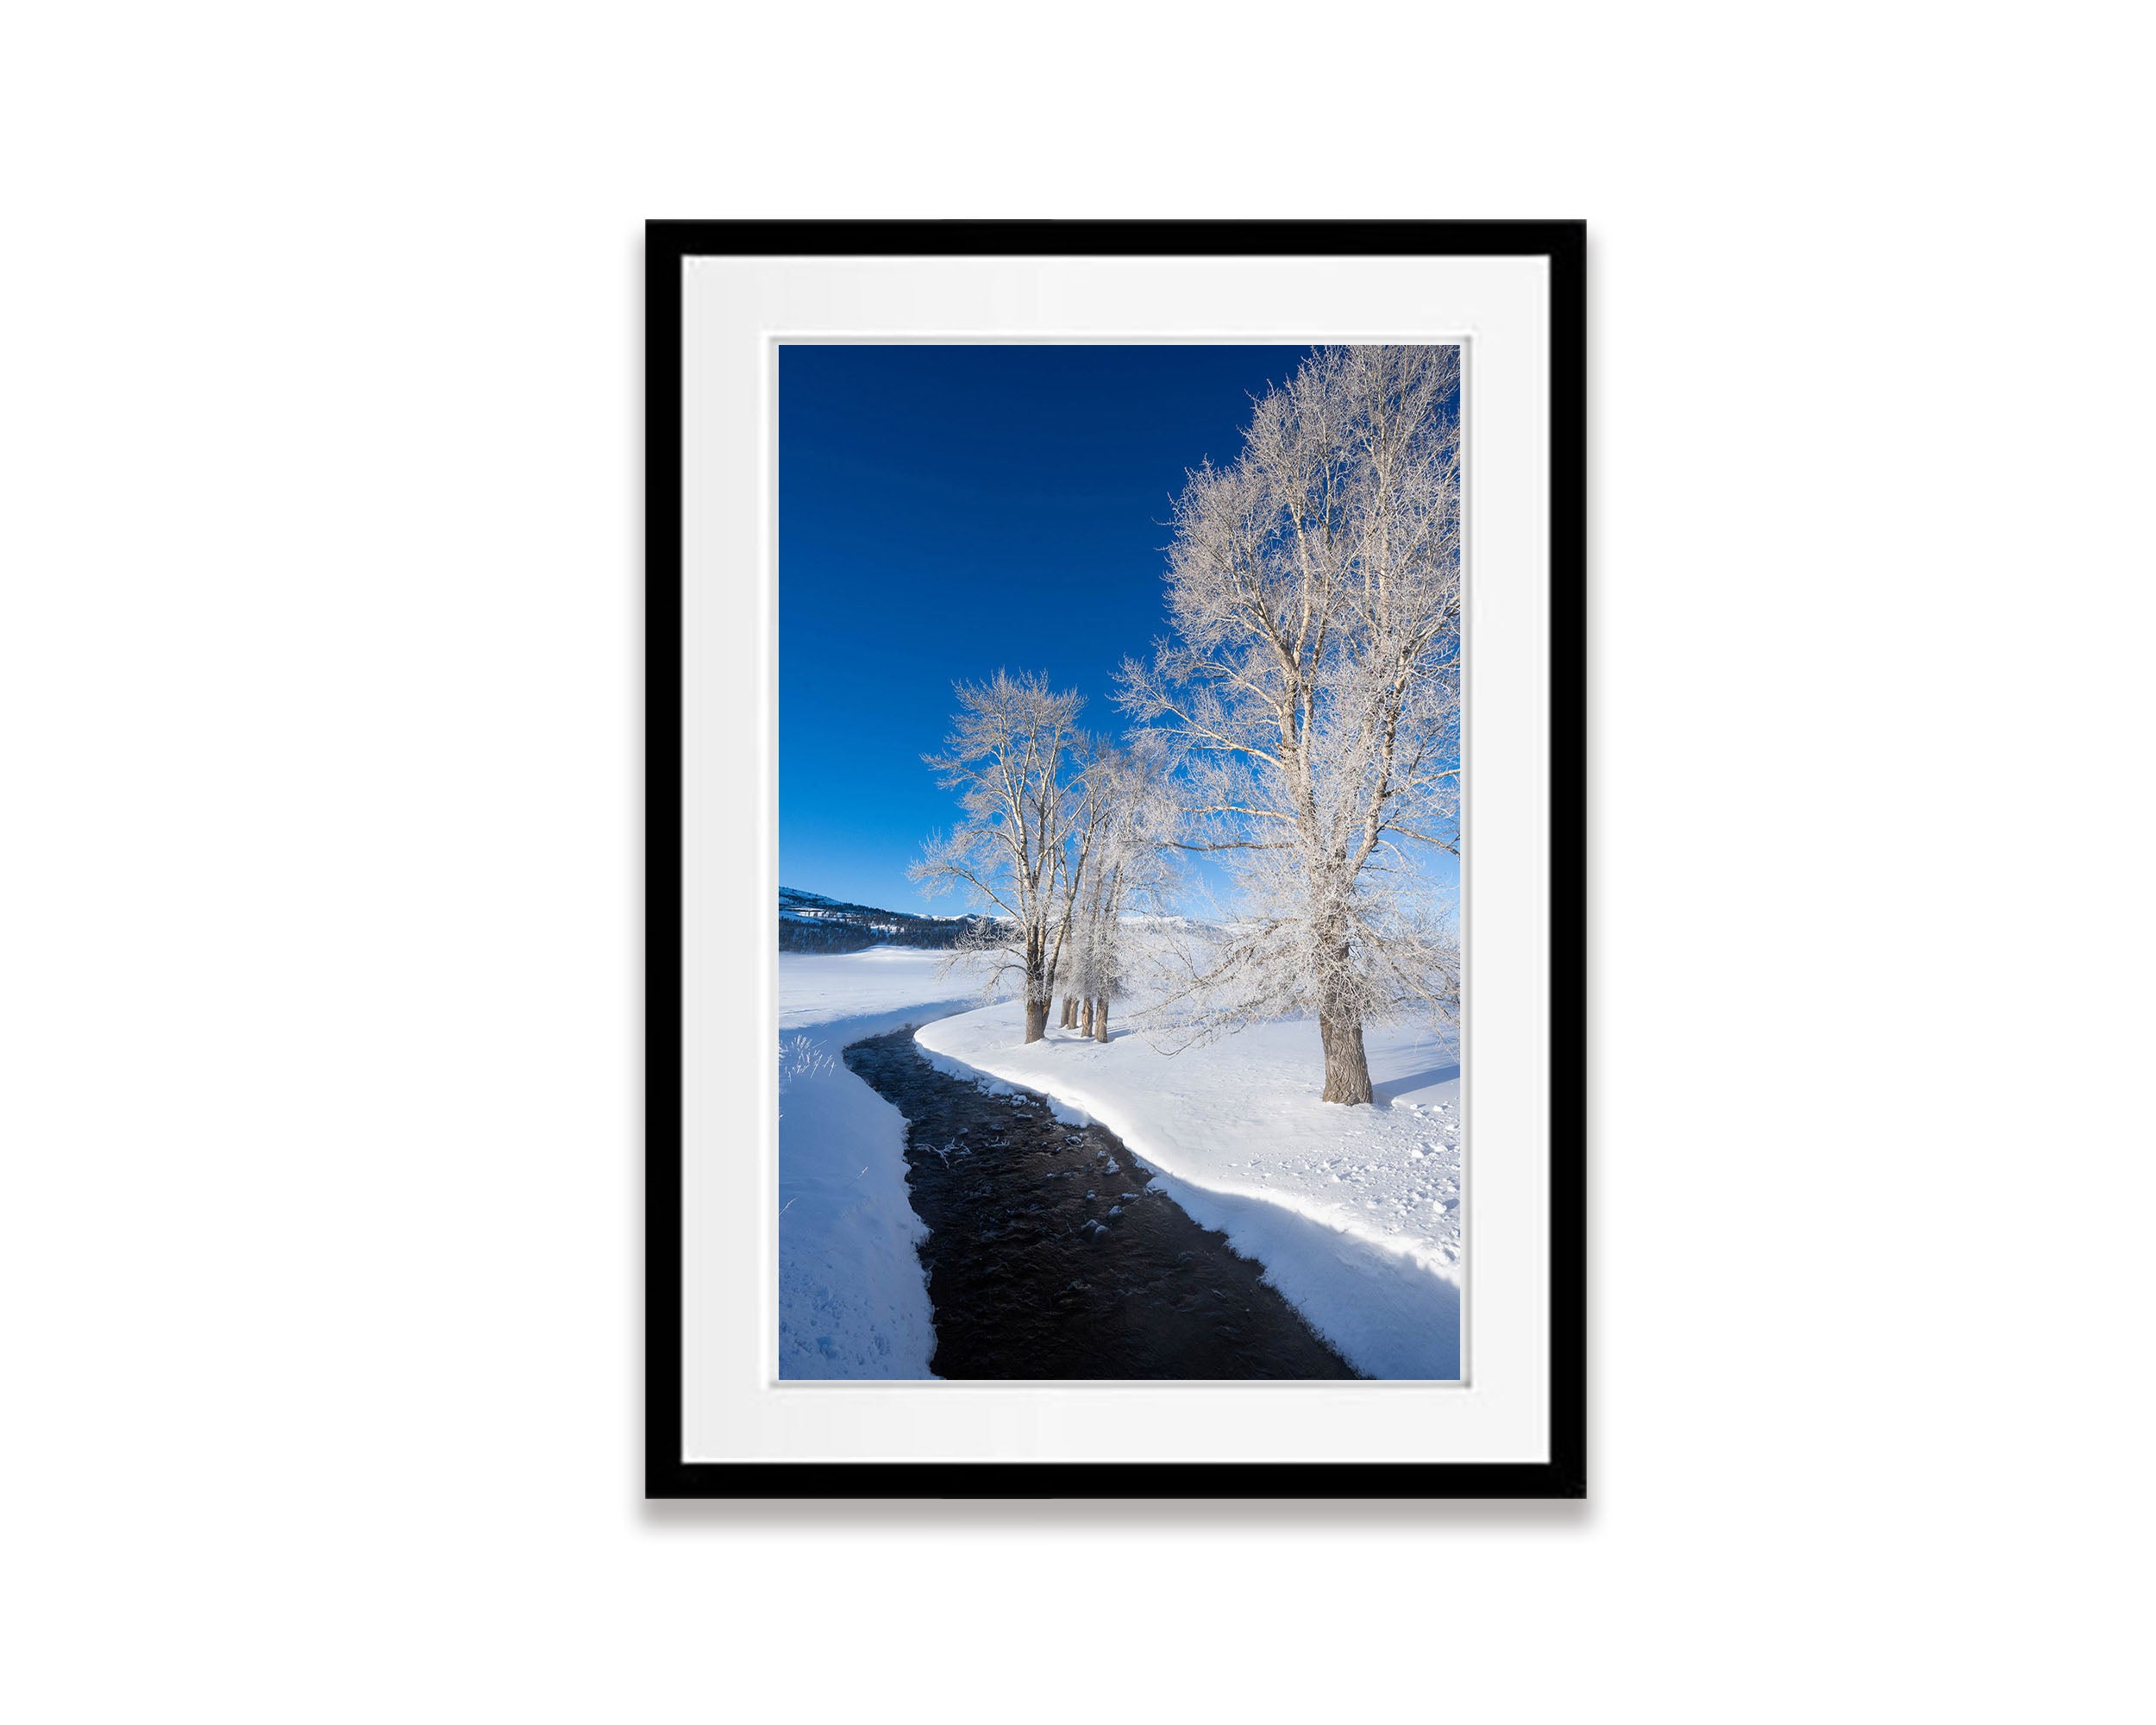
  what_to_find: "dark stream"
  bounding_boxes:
[843,1027,1359,1379]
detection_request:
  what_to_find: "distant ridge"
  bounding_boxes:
[778,887,995,954]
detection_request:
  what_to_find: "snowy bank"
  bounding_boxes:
[776,949,987,1378]
[913,1003,1462,1378]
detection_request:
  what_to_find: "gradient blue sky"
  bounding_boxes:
[779,342,1313,913]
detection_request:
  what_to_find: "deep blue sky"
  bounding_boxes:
[780,343,1313,913]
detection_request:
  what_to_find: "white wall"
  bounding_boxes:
[2,5,2147,1719]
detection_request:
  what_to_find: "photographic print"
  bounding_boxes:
[777,342,1465,1383]
[650,222,1583,1496]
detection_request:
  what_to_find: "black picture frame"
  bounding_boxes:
[646,220,1586,1498]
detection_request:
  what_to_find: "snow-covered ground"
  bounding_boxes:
[779,945,988,1032]
[775,949,988,1378]
[777,945,1463,1382]
[914,1004,1462,1378]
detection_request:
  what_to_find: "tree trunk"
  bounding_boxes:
[1093,997,1109,1043]
[1080,998,1094,1037]
[1318,1009,1372,1104]
[1025,995,1050,1043]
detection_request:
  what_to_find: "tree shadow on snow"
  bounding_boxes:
[1371,1063,1461,1107]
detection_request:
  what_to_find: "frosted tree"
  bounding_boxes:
[1062,742,1179,1042]
[1119,345,1463,1104]
[1047,739,1110,1035]
[911,669,1094,1044]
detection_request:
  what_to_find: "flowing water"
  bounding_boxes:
[843,1027,1359,1380]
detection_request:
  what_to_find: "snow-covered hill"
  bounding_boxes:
[777,886,994,954]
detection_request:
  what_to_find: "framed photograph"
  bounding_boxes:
[648,221,1584,1496]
